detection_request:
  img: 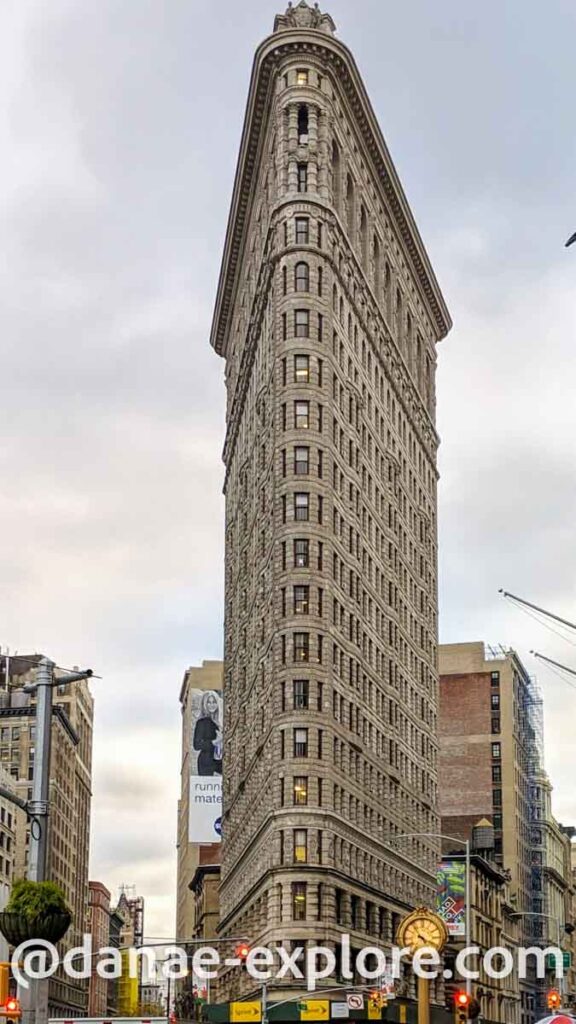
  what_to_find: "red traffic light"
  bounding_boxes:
[547,989,561,1010]
[235,942,250,960]
[456,992,470,1007]
[4,998,20,1016]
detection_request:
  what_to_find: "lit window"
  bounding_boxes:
[295,401,310,428]
[492,742,501,759]
[294,446,309,474]
[292,882,307,920]
[295,218,309,244]
[293,633,310,663]
[293,679,309,708]
[296,70,308,86]
[293,777,308,805]
[294,586,309,615]
[491,671,500,687]
[295,309,310,337]
[294,538,309,567]
[294,829,307,862]
[295,262,310,292]
[491,693,500,709]
[295,355,310,382]
[294,493,309,521]
[293,727,308,756]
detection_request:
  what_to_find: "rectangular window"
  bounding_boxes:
[295,309,310,337]
[294,633,310,662]
[294,727,308,757]
[492,742,501,759]
[491,716,501,734]
[297,163,308,192]
[295,401,310,429]
[296,70,308,86]
[282,312,287,340]
[491,671,500,687]
[318,313,323,341]
[492,764,502,783]
[318,222,323,247]
[295,493,309,521]
[292,882,307,920]
[294,829,307,863]
[295,354,310,382]
[294,446,310,474]
[493,788,502,807]
[293,679,309,709]
[294,777,308,805]
[295,217,309,244]
[294,585,310,614]
[294,538,309,567]
[493,813,503,830]
[491,693,500,709]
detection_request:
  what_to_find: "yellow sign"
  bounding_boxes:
[300,999,329,1021]
[230,1002,262,1023]
[367,1002,381,1020]
[399,1005,407,1024]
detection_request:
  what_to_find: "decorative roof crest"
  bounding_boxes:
[274,1,336,35]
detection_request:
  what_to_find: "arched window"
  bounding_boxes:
[298,105,309,143]
[332,139,341,211]
[295,262,310,292]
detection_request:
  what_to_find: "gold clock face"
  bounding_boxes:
[396,908,448,953]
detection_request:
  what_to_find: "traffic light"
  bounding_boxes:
[547,989,561,1011]
[235,942,250,965]
[454,990,470,1024]
[369,991,385,1011]
[0,997,21,1022]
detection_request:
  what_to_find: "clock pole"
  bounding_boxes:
[417,977,430,1024]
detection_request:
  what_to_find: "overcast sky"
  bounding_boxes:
[1,0,575,937]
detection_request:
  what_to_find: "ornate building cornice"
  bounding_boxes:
[210,24,452,358]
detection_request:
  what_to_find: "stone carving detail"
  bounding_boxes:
[274,1,336,35]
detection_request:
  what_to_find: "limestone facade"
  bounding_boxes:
[210,2,452,997]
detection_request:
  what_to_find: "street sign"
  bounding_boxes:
[346,995,364,1011]
[299,1000,329,1021]
[332,1003,349,1018]
[230,1002,261,1023]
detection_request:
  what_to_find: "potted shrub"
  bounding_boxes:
[0,880,71,946]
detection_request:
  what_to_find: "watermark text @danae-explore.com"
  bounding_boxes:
[9,935,570,991]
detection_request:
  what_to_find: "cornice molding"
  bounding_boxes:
[210,28,452,358]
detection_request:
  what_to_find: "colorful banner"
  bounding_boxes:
[436,859,466,936]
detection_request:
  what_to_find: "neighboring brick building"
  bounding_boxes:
[439,642,573,1024]
[87,882,111,1017]
[211,0,452,1001]
[190,845,221,940]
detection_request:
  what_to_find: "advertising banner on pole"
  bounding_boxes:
[188,688,223,843]
[436,859,466,936]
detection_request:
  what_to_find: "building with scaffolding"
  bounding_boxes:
[438,642,573,1024]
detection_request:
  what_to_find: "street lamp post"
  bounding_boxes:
[379,832,472,995]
